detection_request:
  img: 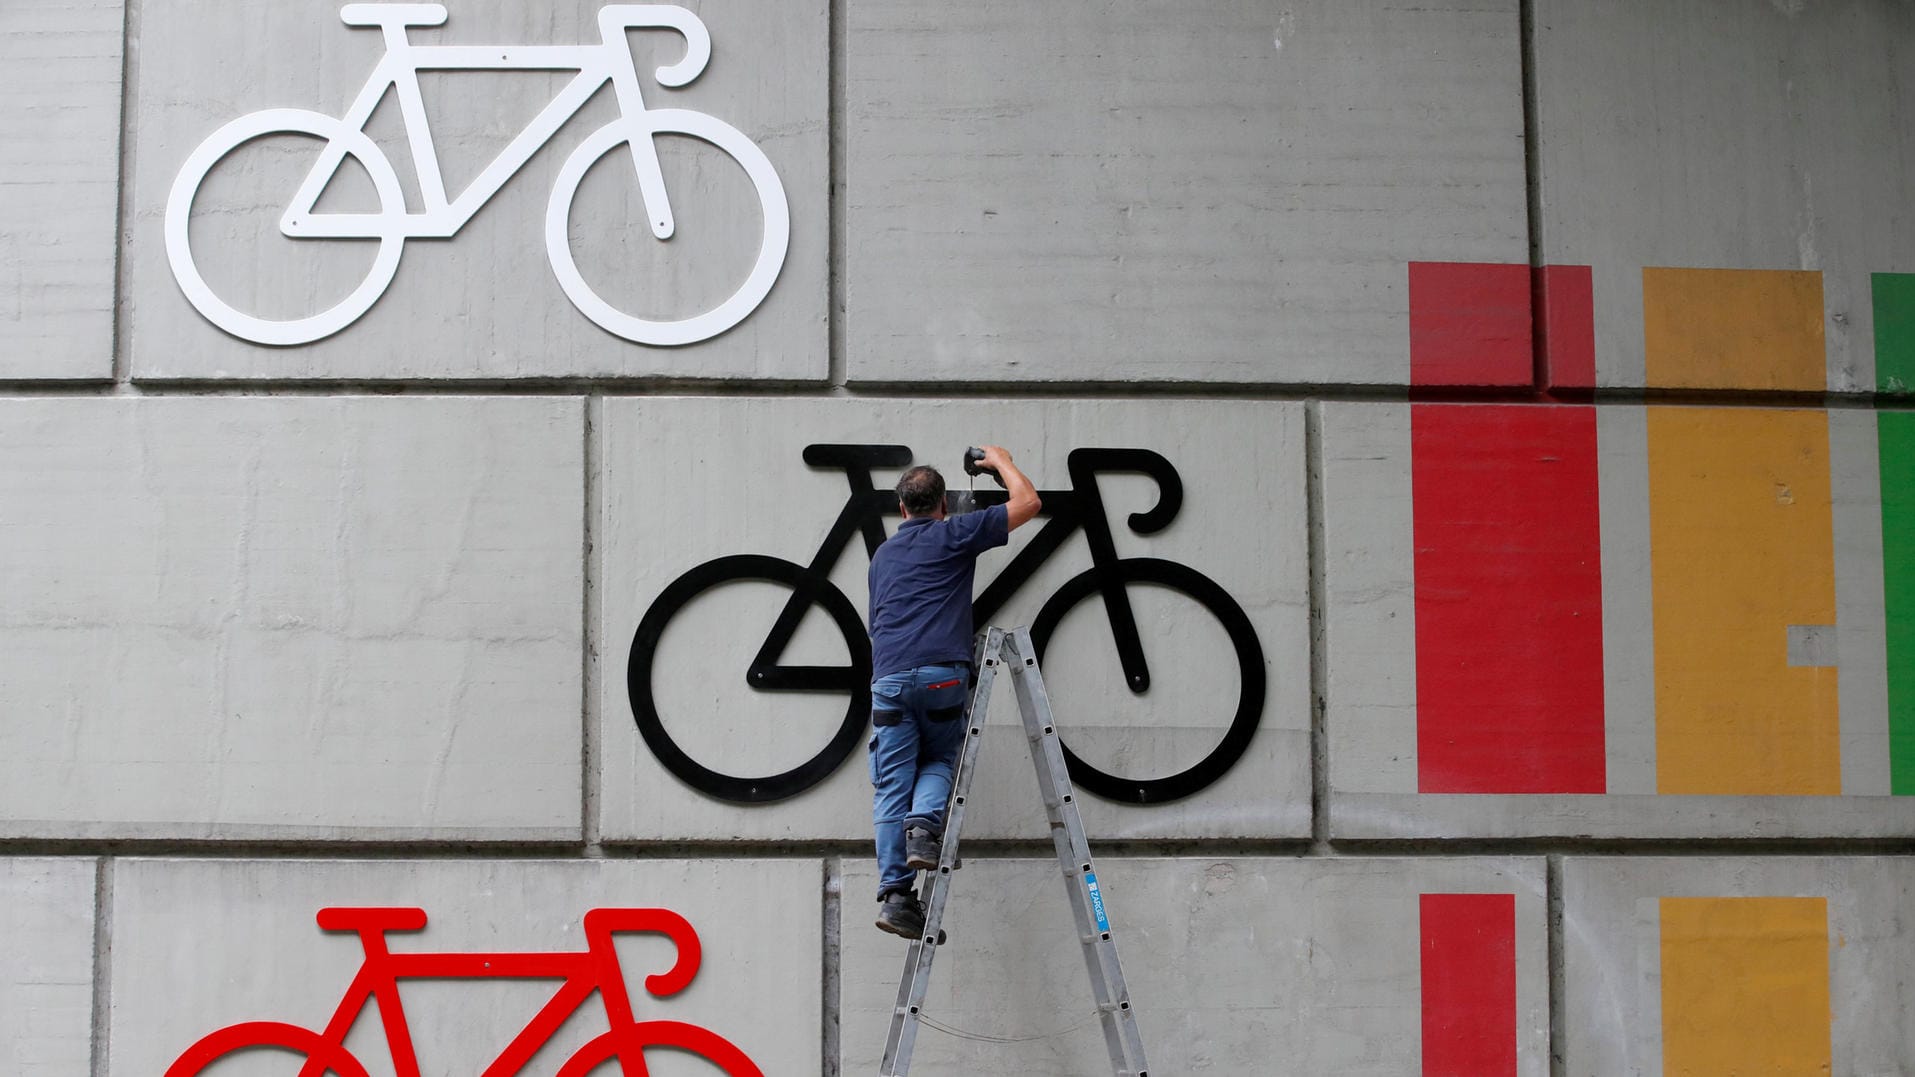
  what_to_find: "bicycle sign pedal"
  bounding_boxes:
[881,626,1149,1077]
[162,905,764,1077]
[166,4,789,347]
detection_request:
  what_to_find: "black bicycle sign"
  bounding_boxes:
[627,444,1265,804]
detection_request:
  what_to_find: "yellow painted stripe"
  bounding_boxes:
[1643,267,1825,390]
[1661,897,1832,1076]
[1649,408,1840,794]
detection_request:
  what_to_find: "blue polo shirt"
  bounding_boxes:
[867,503,1010,678]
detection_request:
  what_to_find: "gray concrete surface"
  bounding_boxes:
[841,857,1549,1075]
[844,0,1527,386]
[1562,856,1915,1077]
[1,858,97,1076]
[1319,402,1420,797]
[597,397,1310,841]
[0,0,123,379]
[107,857,818,1077]
[123,0,826,380]
[0,397,584,840]
[1533,0,1915,392]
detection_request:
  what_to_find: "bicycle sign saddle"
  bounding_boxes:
[165,4,789,348]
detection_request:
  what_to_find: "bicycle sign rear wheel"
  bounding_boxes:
[559,1020,764,1077]
[165,109,407,346]
[164,1021,369,1077]
[628,554,869,803]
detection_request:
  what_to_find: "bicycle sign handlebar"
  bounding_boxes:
[627,444,1267,805]
[162,905,764,1077]
[165,4,789,347]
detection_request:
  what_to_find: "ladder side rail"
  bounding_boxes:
[912,630,1001,950]
[1006,654,1105,950]
[1008,659,1137,1068]
[931,626,1005,878]
[1005,629,1151,1077]
[877,948,922,1075]
[880,626,1005,1077]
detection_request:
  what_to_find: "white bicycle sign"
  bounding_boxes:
[164,3,789,347]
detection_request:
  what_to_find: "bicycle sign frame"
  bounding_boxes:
[628,444,1266,805]
[162,906,762,1077]
[165,3,789,347]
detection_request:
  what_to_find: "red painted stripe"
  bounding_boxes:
[1412,404,1607,793]
[1420,893,1518,1077]
[1408,262,1534,387]
[1535,265,1597,389]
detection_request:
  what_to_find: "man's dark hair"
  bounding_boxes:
[896,465,945,517]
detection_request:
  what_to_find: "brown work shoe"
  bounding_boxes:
[875,890,925,939]
[904,825,941,872]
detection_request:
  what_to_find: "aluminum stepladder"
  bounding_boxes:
[879,625,1149,1076]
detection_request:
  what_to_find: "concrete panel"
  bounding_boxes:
[1,858,96,1076]
[1833,410,1893,795]
[123,0,826,380]
[1320,402,1419,796]
[1323,401,1915,838]
[0,0,123,379]
[0,397,583,840]
[1562,856,1915,1077]
[598,398,1309,841]
[107,858,817,1076]
[1533,0,1915,392]
[845,0,1527,386]
[1596,405,1657,795]
[842,857,1548,1075]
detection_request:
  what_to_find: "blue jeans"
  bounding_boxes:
[868,663,971,898]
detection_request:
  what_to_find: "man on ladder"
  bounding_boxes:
[867,445,1041,939]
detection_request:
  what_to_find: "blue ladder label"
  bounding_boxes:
[1084,871,1110,932]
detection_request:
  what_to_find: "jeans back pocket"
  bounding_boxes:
[923,669,969,722]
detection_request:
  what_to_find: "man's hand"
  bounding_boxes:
[976,445,1041,530]
[976,445,1014,483]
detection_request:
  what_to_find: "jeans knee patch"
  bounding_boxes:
[872,708,904,727]
[927,704,963,723]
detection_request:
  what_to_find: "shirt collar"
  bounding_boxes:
[899,516,937,529]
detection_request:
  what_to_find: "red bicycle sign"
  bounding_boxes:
[163,906,763,1077]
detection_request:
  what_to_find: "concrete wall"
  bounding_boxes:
[3,0,1913,1074]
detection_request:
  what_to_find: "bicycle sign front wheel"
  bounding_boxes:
[1030,557,1266,805]
[628,554,869,803]
[547,109,790,346]
[559,1020,765,1077]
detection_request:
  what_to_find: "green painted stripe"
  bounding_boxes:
[1878,273,1915,395]
[1883,412,1915,794]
